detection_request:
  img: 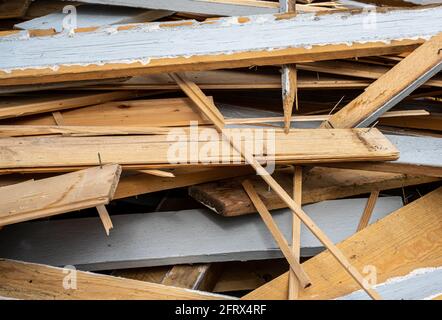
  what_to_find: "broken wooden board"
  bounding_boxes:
[0,91,138,120]
[0,197,402,270]
[189,166,437,216]
[15,5,173,32]
[0,97,206,127]
[115,167,253,199]
[0,164,121,227]
[321,33,442,128]
[322,134,442,177]
[0,259,234,300]
[337,267,442,300]
[2,7,442,86]
[243,187,442,300]
[0,128,399,172]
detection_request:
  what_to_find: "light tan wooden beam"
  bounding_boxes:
[172,72,382,299]
[242,179,311,289]
[321,33,442,129]
[357,191,380,232]
[0,164,121,227]
[96,205,114,236]
[280,0,298,134]
[0,259,234,300]
[289,166,302,299]
[243,187,442,300]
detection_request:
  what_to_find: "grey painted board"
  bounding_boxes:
[2,7,442,73]
[15,5,172,32]
[338,267,442,300]
[63,0,279,16]
[0,197,402,271]
[386,134,442,168]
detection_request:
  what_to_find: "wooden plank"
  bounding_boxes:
[243,187,442,300]
[0,164,121,227]
[0,97,207,127]
[1,8,440,86]
[0,197,402,270]
[337,267,442,300]
[280,0,298,133]
[299,60,442,88]
[189,166,438,216]
[289,166,302,299]
[357,191,379,231]
[0,91,138,120]
[322,134,442,177]
[116,167,253,199]
[162,264,221,291]
[0,110,428,136]
[15,6,173,32]
[0,0,31,19]
[0,128,399,171]
[321,33,442,129]
[68,0,280,16]
[0,259,234,300]
[242,180,311,288]
[96,205,113,236]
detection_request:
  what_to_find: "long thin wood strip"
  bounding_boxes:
[321,32,442,128]
[289,166,302,299]
[242,180,311,289]
[173,73,382,300]
[357,191,380,232]
[189,167,438,216]
[280,0,298,133]
[138,169,175,178]
[243,187,442,300]
[0,259,234,300]
[169,73,225,129]
[96,205,113,236]
[0,91,139,120]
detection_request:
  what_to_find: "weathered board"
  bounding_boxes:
[1,8,442,86]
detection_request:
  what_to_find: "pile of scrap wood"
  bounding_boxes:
[0,0,441,301]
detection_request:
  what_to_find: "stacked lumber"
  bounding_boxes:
[0,0,440,303]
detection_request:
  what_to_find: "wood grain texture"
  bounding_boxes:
[0,0,31,19]
[242,180,311,288]
[0,198,402,270]
[0,91,138,120]
[243,187,442,300]
[0,164,121,227]
[289,166,302,299]
[1,8,440,86]
[0,259,234,300]
[0,97,207,127]
[189,167,437,216]
[0,128,399,171]
[322,33,442,128]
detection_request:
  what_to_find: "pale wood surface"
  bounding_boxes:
[0,259,234,300]
[289,166,302,299]
[242,180,311,288]
[322,33,442,128]
[0,164,121,226]
[0,128,399,171]
[243,187,442,300]
[357,191,380,231]
[0,91,138,120]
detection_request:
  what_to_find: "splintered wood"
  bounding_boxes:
[0,165,121,227]
[0,1,440,303]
